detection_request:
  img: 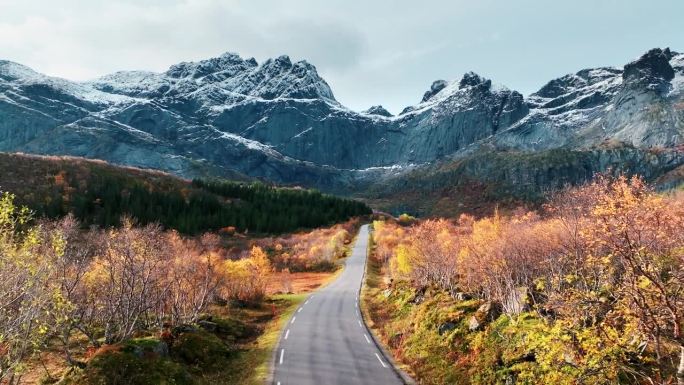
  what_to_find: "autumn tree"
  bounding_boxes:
[541,175,684,382]
[373,220,405,264]
[393,219,460,292]
[457,211,564,314]
[164,232,224,325]
[0,193,58,384]
[85,218,170,344]
[585,176,684,382]
[368,174,684,382]
[221,246,272,303]
[39,215,100,364]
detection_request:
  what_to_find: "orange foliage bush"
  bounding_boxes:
[220,246,272,303]
[267,219,358,272]
[373,174,684,380]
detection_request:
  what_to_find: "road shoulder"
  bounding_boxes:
[359,226,416,385]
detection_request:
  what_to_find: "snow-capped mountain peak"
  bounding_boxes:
[166,51,257,80]
[1,47,683,200]
[0,60,43,82]
[86,52,336,103]
[363,105,393,117]
[459,71,489,89]
[622,47,677,93]
[421,79,448,102]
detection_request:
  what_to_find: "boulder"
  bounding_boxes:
[469,301,503,331]
[198,320,218,333]
[451,291,471,301]
[438,322,457,335]
[172,324,198,337]
[477,301,502,321]
[468,316,481,331]
[152,341,169,358]
[128,340,169,358]
[411,287,427,305]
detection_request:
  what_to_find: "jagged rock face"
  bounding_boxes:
[363,105,393,117]
[589,49,683,149]
[1,48,684,203]
[622,48,675,92]
[421,80,448,102]
[496,48,684,152]
[459,72,488,89]
[92,53,335,101]
[394,74,529,162]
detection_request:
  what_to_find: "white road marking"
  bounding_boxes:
[305,300,309,305]
[285,329,290,340]
[364,334,371,344]
[358,320,362,327]
[297,307,302,313]
[280,349,285,365]
[291,316,296,324]
[375,353,388,368]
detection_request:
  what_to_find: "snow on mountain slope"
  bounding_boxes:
[1,48,683,200]
[669,52,684,97]
[88,53,336,103]
[0,60,43,81]
[493,48,684,150]
[1,60,132,106]
[88,70,172,98]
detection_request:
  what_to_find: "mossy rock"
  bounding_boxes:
[171,329,233,369]
[123,337,170,357]
[61,344,192,385]
[210,316,259,340]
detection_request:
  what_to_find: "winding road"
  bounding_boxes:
[272,224,404,385]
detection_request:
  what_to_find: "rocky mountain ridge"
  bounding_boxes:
[1,48,683,214]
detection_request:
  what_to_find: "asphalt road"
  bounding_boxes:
[272,224,403,385]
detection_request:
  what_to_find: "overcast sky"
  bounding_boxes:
[1,0,682,113]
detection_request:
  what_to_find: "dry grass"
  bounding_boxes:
[265,271,341,295]
[20,351,69,385]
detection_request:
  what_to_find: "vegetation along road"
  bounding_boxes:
[272,224,403,385]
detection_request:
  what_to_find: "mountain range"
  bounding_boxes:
[1,47,683,215]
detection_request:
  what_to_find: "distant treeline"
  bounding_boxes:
[35,171,370,234]
[193,178,371,232]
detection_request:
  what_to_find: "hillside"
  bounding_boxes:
[364,176,684,385]
[0,152,371,234]
[365,144,684,216]
[0,174,364,385]
[1,48,683,214]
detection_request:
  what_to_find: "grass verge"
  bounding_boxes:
[208,293,307,385]
[360,240,416,379]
